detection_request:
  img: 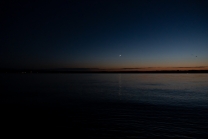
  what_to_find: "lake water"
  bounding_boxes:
[1,73,208,138]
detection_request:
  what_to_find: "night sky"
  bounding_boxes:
[1,0,208,70]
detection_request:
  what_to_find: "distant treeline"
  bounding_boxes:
[1,69,208,73]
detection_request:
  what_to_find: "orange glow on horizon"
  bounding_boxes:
[93,66,208,71]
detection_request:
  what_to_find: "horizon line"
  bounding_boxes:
[1,66,208,71]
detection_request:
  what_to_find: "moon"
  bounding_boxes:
[119,55,121,57]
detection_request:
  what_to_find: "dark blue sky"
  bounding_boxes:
[1,0,208,70]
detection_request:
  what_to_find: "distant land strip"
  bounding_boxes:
[1,69,208,73]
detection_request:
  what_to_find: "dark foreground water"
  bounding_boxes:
[1,73,208,138]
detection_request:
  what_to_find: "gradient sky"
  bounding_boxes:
[1,0,208,70]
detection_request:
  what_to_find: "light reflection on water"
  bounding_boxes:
[1,73,208,107]
[63,73,208,107]
[1,73,208,137]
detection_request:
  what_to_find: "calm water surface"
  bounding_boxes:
[1,73,208,138]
